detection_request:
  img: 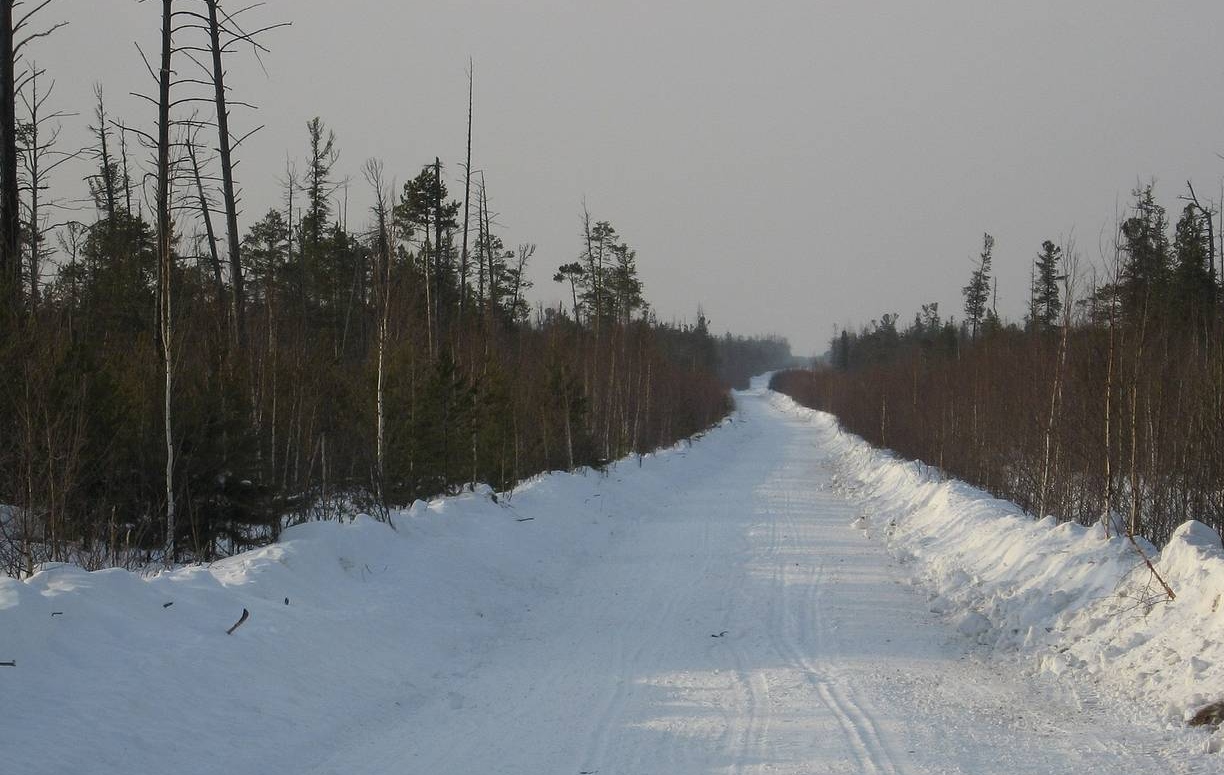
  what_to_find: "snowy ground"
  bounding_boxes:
[1,379,1217,773]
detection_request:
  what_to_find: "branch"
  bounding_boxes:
[133,42,159,84]
[13,0,56,34]
[225,608,250,635]
[231,124,263,149]
[13,21,68,58]
[117,122,158,146]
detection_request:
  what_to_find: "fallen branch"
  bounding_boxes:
[0,660,15,667]
[1126,533,1176,601]
[226,608,250,635]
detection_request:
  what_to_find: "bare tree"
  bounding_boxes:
[364,158,393,510]
[16,63,76,312]
[433,156,444,346]
[1,0,17,312]
[1037,238,1076,520]
[128,0,184,562]
[156,0,176,563]
[184,120,224,307]
[195,1,285,344]
[0,0,65,318]
[204,0,243,342]
[166,1,286,345]
[87,85,118,220]
[459,59,472,325]
[478,172,497,316]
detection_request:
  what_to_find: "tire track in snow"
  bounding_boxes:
[579,613,631,774]
[578,478,736,774]
[724,522,771,775]
[791,560,897,774]
[691,493,769,775]
[765,465,911,775]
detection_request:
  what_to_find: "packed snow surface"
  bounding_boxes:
[2,379,1218,773]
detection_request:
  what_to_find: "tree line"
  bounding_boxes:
[0,2,789,577]
[774,181,1223,549]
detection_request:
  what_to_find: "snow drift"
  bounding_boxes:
[0,424,733,775]
[769,390,1224,732]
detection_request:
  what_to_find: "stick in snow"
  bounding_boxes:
[516,517,535,522]
[0,660,14,667]
[162,602,173,608]
[226,608,250,635]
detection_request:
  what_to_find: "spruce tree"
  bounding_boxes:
[1034,240,1063,331]
[1119,184,1170,319]
[1171,203,1214,328]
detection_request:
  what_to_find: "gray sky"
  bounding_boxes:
[37,0,1224,354]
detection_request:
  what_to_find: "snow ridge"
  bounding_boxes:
[769,390,1224,737]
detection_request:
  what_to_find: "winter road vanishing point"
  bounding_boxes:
[313,383,1199,775]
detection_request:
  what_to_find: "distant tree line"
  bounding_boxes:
[775,181,1223,548]
[0,3,786,576]
[713,331,795,390]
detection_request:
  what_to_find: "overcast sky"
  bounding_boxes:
[35,0,1224,354]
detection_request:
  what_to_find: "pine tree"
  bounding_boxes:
[394,164,459,346]
[553,261,584,323]
[607,239,644,325]
[962,233,994,339]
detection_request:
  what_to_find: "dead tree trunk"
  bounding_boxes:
[20,67,40,311]
[1103,294,1116,527]
[364,158,392,509]
[1038,245,1075,520]
[16,64,75,316]
[0,0,18,318]
[90,85,117,220]
[185,127,224,308]
[157,0,177,563]
[0,0,63,319]
[205,0,245,346]
[476,174,485,315]
[433,156,444,346]
[459,60,473,326]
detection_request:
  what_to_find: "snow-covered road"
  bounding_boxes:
[313,385,1199,774]
[3,383,1207,773]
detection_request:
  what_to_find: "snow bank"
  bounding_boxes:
[768,391,1224,730]
[0,422,734,775]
